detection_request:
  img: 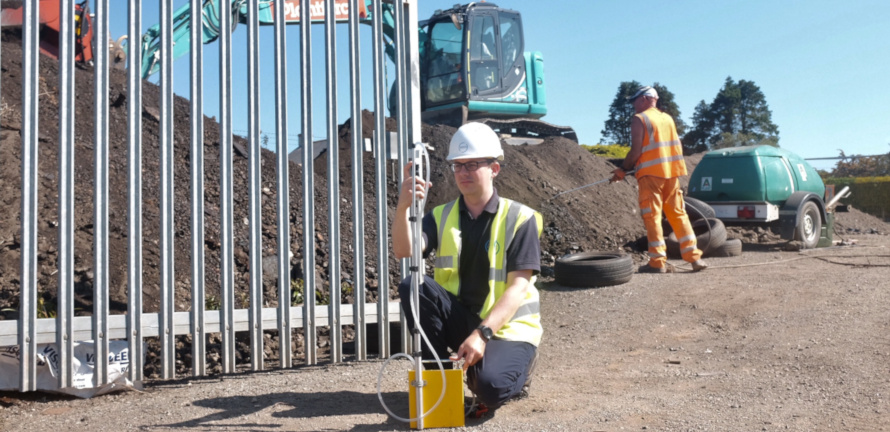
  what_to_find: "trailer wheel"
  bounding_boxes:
[555,252,634,288]
[706,238,743,257]
[795,200,821,249]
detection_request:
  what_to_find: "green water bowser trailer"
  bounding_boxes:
[687,145,842,249]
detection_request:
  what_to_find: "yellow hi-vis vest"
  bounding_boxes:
[634,107,688,179]
[431,197,544,346]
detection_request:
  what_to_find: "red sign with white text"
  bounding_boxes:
[274,0,368,23]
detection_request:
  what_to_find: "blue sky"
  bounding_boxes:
[105,1,890,171]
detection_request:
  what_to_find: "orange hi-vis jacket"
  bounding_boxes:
[634,107,687,179]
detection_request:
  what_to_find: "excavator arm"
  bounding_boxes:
[137,0,373,79]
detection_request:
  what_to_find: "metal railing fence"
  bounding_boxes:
[0,0,421,392]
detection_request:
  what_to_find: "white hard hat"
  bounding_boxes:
[447,122,504,161]
[627,85,658,101]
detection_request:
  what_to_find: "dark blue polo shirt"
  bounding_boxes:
[421,189,541,315]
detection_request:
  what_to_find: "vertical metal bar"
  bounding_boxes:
[247,0,263,372]
[393,0,407,171]
[219,0,236,374]
[406,1,422,146]
[300,0,317,366]
[190,0,206,377]
[371,0,390,358]
[93,0,110,387]
[348,0,366,361]
[127,0,144,383]
[274,0,293,369]
[393,0,411,356]
[325,0,342,364]
[19,0,39,392]
[57,0,75,390]
[407,0,423,363]
[159,0,175,380]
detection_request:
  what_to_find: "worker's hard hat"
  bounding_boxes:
[447,123,504,161]
[627,85,658,101]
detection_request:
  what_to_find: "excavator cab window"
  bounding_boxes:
[499,13,522,77]
[468,13,499,94]
[495,11,525,103]
[424,17,465,105]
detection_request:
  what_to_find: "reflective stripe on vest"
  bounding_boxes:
[432,197,544,346]
[635,108,688,179]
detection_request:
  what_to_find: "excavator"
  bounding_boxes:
[2,0,576,142]
[0,0,126,68]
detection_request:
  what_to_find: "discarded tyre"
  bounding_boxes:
[683,196,716,221]
[706,238,743,257]
[662,197,716,237]
[555,252,634,288]
[665,217,727,258]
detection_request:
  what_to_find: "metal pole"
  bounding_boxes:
[219,0,236,373]
[394,0,410,357]
[325,0,343,365]
[247,0,264,372]
[300,0,317,366]
[406,1,421,146]
[189,0,206,377]
[274,0,293,369]
[19,0,39,392]
[57,0,76,389]
[93,0,111,387]
[159,0,175,380]
[348,0,366,361]
[127,0,145,384]
[371,0,390,359]
[409,145,424,430]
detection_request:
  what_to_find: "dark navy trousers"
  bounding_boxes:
[398,275,536,408]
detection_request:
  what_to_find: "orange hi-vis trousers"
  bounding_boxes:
[637,176,702,268]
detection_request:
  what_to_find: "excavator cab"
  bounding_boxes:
[420,2,546,126]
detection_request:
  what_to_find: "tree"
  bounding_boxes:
[685,77,779,151]
[601,81,641,146]
[831,146,890,177]
[601,81,685,146]
[682,101,713,153]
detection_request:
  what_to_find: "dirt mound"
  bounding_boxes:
[0,30,651,319]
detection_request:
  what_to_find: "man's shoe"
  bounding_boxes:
[638,264,667,274]
[691,259,709,272]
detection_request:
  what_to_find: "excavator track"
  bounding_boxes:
[476,117,578,143]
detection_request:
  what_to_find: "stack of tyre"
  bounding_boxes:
[553,198,743,289]
[663,197,742,259]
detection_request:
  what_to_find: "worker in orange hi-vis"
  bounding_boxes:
[610,86,708,273]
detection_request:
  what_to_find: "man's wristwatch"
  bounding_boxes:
[476,325,493,342]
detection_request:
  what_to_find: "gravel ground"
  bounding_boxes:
[2,234,888,431]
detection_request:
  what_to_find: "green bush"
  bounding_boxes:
[582,144,629,159]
